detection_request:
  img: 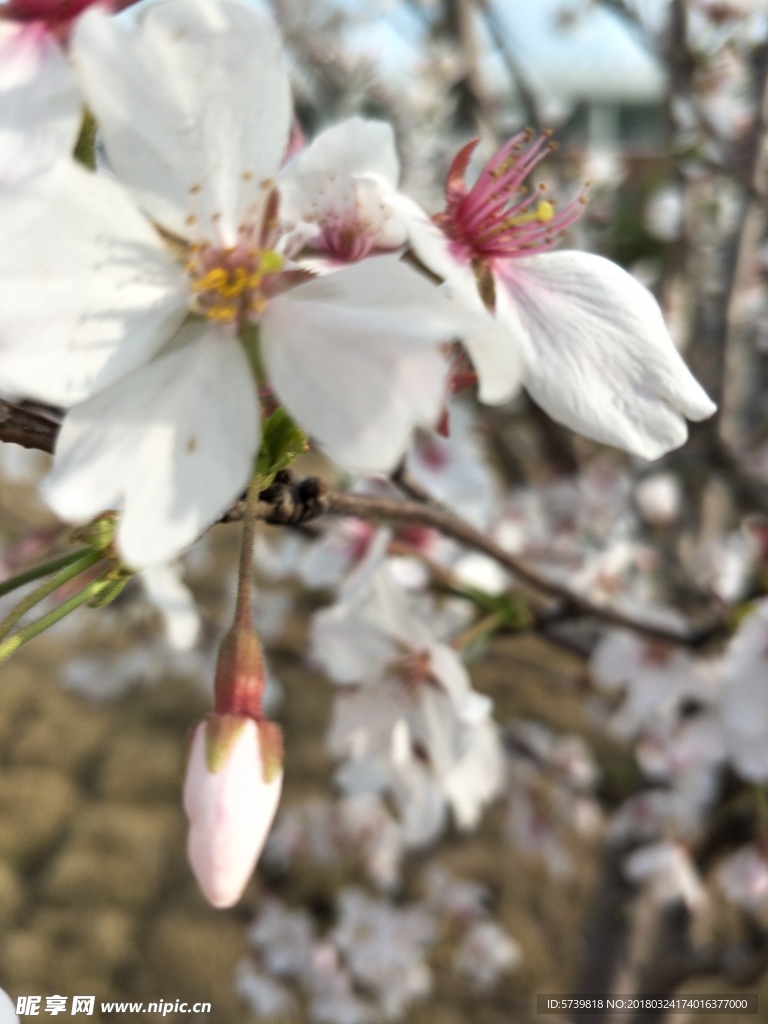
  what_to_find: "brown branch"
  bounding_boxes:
[230,472,726,648]
[0,403,727,648]
[0,401,57,455]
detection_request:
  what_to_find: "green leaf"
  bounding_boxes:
[255,408,308,488]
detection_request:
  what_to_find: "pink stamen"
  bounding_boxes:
[438,131,588,261]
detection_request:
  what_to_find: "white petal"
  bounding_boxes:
[388,193,521,403]
[0,21,80,183]
[386,192,460,281]
[141,562,201,651]
[72,0,291,241]
[494,252,717,459]
[447,260,522,405]
[261,256,456,471]
[427,643,492,723]
[0,160,187,406]
[279,121,405,259]
[283,118,399,186]
[42,324,259,567]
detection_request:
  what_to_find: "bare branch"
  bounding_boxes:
[0,401,58,455]
[0,403,727,648]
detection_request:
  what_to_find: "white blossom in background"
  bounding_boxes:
[421,864,489,923]
[263,794,406,892]
[235,964,298,1020]
[718,845,768,912]
[503,722,603,879]
[405,400,501,530]
[634,471,684,527]
[313,565,504,842]
[589,629,715,738]
[247,897,316,978]
[240,860,521,1022]
[306,945,379,1024]
[721,599,768,780]
[0,0,467,568]
[644,185,685,243]
[608,790,676,845]
[695,525,763,603]
[332,887,436,1019]
[454,921,523,989]
[624,841,706,910]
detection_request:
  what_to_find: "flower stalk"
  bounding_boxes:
[0,572,113,664]
[183,472,284,908]
[0,546,93,601]
[0,547,103,642]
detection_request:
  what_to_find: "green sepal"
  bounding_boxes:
[255,408,308,488]
[73,111,97,170]
[258,720,284,784]
[204,714,250,774]
[71,511,119,556]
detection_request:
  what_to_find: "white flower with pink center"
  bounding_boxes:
[0,0,462,567]
[278,117,407,266]
[394,130,717,459]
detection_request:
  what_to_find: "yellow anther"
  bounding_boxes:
[192,267,229,292]
[259,250,284,274]
[501,200,556,230]
[536,200,555,222]
[206,304,239,322]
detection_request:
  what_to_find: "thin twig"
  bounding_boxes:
[0,405,728,648]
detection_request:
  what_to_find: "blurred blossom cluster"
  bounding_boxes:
[237,868,521,1022]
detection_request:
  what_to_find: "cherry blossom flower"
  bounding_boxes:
[590,629,715,738]
[394,131,716,458]
[624,841,705,909]
[454,921,522,988]
[634,471,684,526]
[278,117,407,266]
[332,887,436,1019]
[718,844,768,911]
[0,0,462,567]
[313,566,503,839]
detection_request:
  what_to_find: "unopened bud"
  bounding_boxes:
[183,714,283,908]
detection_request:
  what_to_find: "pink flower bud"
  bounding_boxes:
[183,714,283,908]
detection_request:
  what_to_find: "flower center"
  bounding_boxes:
[438,131,587,261]
[186,244,284,325]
